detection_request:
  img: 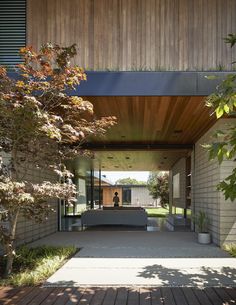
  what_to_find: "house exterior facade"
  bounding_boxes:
[101,185,155,207]
[0,0,236,246]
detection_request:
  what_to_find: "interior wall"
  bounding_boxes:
[27,0,236,71]
[193,118,236,246]
[74,176,87,212]
[102,187,123,206]
[170,157,187,210]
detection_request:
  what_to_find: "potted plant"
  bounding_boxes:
[195,211,211,244]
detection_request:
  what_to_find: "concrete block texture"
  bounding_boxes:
[193,118,236,246]
[17,165,58,245]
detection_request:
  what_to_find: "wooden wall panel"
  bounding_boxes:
[27,0,236,71]
[102,187,122,206]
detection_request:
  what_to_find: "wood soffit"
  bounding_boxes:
[74,95,216,171]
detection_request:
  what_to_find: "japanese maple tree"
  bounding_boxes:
[0,44,116,277]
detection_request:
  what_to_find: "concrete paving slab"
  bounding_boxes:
[44,257,236,287]
[29,231,235,287]
[30,231,230,258]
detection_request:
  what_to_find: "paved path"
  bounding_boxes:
[30,231,230,258]
[29,231,236,287]
[44,256,236,287]
[1,286,236,305]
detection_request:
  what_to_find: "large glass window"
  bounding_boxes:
[122,187,131,205]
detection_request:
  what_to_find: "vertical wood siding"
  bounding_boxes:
[27,0,236,71]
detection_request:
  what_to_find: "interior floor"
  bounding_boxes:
[61,217,191,232]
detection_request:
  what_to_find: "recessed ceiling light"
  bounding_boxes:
[174,130,183,134]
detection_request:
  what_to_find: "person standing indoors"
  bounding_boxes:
[113,192,120,207]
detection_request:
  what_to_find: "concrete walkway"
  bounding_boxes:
[30,231,236,287]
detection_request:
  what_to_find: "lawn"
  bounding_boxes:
[145,206,191,218]
[0,245,77,286]
[145,207,170,217]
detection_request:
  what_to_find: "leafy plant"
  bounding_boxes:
[224,243,236,257]
[147,172,169,208]
[194,211,209,233]
[0,44,116,277]
[205,33,236,201]
[224,33,236,48]
[115,177,147,185]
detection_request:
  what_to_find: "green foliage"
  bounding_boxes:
[224,33,236,48]
[205,34,236,201]
[115,177,146,185]
[145,207,169,218]
[0,245,76,286]
[194,211,209,233]
[147,172,169,208]
[224,243,236,257]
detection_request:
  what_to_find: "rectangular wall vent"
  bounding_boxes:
[0,0,26,68]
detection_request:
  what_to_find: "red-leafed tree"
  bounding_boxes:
[0,44,116,277]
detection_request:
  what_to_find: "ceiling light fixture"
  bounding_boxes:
[173,130,183,134]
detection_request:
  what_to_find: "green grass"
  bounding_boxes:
[224,244,236,257]
[145,207,170,218]
[0,245,77,286]
[145,206,191,218]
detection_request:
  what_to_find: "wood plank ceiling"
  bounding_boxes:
[88,96,215,144]
[74,96,217,171]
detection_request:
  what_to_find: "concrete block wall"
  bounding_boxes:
[193,118,236,246]
[219,160,236,245]
[15,166,58,246]
[1,153,58,245]
[131,187,155,206]
[0,152,58,247]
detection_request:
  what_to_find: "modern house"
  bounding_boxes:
[0,0,236,246]
[101,184,155,207]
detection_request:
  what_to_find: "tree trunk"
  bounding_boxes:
[3,209,19,278]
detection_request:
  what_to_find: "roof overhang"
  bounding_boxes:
[72,71,231,96]
[8,71,232,96]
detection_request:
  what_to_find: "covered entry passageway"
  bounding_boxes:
[60,94,217,232]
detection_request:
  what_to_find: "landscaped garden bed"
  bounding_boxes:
[224,244,236,257]
[0,245,77,286]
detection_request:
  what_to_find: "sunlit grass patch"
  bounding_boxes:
[0,245,77,286]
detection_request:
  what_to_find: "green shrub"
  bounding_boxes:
[224,244,236,257]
